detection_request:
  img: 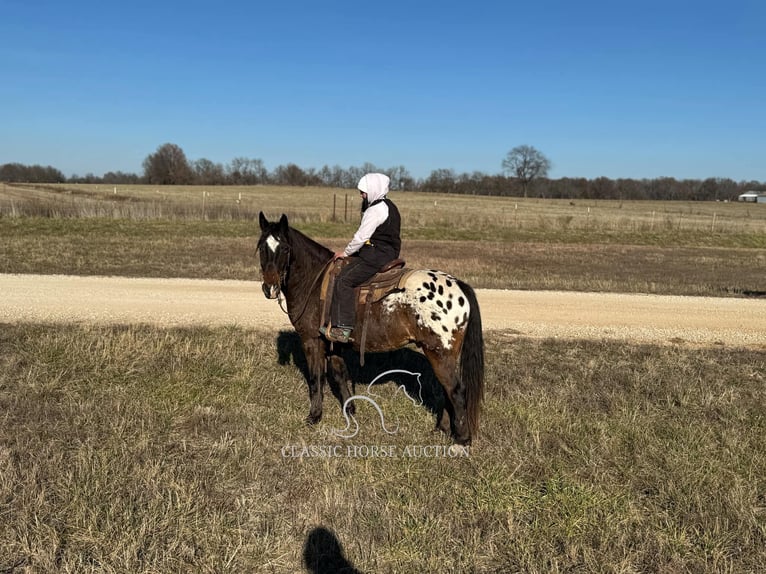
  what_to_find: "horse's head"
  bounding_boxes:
[257,212,291,299]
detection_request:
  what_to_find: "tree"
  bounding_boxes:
[422,168,457,193]
[142,143,194,185]
[226,157,267,185]
[0,163,65,183]
[103,171,141,184]
[192,158,225,185]
[387,165,414,190]
[272,163,320,186]
[502,145,551,197]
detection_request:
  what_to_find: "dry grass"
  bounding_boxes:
[2,182,766,237]
[1,217,763,296]
[1,324,765,572]
[402,240,766,295]
[2,182,765,297]
[2,184,764,572]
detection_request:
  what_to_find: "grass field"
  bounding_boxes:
[1,323,764,573]
[3,182,766,237]
[1,183,765,572]
[1,183,765,296]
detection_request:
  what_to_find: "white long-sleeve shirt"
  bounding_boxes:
[343,201,389,256]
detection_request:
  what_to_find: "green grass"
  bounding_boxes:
[1,324,764,572]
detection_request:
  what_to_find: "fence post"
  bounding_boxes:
[344,194,348,222]
[333,193,337,222]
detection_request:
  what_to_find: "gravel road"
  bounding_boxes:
[1,274,764,348]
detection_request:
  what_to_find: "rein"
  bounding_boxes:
[277,256,334,324]
[276,289,289,315]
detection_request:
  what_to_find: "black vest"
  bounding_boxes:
[362,197,401,263]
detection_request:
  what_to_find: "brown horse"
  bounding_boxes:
[257,212,484,444]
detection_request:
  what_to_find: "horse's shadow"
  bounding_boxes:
[276,330,444,420]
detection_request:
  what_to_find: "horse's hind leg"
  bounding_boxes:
[436,407,451,436]
[423,349,470,445]
[328,354,355,416]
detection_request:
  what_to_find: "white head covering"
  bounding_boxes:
[357,173,390,204]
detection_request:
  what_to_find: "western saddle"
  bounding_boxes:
[319,258,415,364]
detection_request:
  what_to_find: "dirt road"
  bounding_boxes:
[1,274,764,348]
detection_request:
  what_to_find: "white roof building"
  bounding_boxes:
[737,191,766,203]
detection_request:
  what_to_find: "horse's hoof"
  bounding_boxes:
[343,402,356,416]
[449,444,471,457]
[305,413,322,425]
[434,420,451,435]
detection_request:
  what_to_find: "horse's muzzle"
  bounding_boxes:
[262,282,280,299]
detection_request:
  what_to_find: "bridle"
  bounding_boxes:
[258,235,291,311]
[287,258,334,323]
[259,236,333,324]
[276,280,289,315]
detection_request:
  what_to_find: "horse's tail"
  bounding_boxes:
[457,279,484,437]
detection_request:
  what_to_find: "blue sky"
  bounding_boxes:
[1,0,764,181]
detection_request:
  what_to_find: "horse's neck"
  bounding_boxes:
[288,253,327,288]
[284,234,331,299]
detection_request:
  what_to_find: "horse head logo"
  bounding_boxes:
[331,370,424,439]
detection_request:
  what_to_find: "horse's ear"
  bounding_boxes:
[259,211,268,231]
[278,214,289,234]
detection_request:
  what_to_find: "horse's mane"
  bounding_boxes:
[287,225,333,267]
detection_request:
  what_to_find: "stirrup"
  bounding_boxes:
[325,326,353,343]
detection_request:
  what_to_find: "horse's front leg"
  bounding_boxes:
[328,354,355,416]
[302,337,327,425]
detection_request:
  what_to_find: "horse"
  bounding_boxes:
[257,212,484,445]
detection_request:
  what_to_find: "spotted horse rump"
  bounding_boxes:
[384,270,470,349]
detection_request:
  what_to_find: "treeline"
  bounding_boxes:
[3,148,764,202]
[0,163,68,184]
[0,163,143,185]
[418,171,766,201]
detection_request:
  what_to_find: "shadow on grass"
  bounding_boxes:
[276,330,444,421]
[303,526,363,574]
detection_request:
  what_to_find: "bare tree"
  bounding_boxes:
[0,163,65,183]
[227,157,267,185]
[502,145,551,197]
[192,158,225,185]
[142,143,194,185]
[422,168,458,193]
[272,163,321,186]
[387,165,414,190]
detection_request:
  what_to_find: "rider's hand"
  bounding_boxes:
[333,251,346,261]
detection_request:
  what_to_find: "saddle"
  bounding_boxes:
[319,258,414,365]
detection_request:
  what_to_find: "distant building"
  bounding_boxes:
[737,191,766,203]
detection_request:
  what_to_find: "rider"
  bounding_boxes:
[322,172,401,343]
